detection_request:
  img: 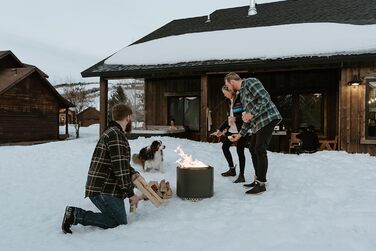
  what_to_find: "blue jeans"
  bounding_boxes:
[74,195,127,229]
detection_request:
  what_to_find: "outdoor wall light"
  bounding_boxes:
[348,74,362,86]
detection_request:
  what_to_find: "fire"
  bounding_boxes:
[175,146,208,168]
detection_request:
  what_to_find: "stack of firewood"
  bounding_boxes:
[146,179,173,200]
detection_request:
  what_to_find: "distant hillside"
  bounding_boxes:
[54,80,145,121]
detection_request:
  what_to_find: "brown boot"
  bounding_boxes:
[234,174,245,183]
[221,168,236,177]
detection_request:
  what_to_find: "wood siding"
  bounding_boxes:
[339,63,376,155]
[144,76,201,140]
[0,73,60,143]
[77,108,100,127]
[207,69,339,139]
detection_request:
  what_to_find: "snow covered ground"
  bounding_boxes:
[1,125,376,251]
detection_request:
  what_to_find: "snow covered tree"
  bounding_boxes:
[62,85,92,138]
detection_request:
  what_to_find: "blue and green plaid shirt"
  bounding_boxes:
[239,78,282,136]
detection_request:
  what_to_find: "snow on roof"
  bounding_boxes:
[105,23,376,66]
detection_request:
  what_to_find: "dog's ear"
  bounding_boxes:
[151,141,160,151]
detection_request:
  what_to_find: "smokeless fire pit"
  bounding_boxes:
[176,166,213,199]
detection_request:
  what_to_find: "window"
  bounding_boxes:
[366,79,376,139]
[273,92,323,133]
[298,93,323,132]
[168,96,200,131]
[274,94,292,130]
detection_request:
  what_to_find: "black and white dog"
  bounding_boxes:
[132,140,165,172]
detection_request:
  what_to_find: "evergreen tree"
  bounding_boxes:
[108,85,130,121]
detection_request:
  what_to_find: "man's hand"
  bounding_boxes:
[213,130,223,137]
[242,113,254,123]
[129,195,140,207]
[228,133,241,142]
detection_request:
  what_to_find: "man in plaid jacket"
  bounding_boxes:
[225,72,282,195]
[62,103,141,234]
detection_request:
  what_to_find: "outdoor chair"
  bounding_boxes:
[319,136,338,150]
[289,132,301,153]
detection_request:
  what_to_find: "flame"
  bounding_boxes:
[175,146,208,168]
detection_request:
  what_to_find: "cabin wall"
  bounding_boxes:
[339,63,376,155]
[207,69,339,140]
[77,108,100,127]
[0,73,60,143]
[144,76,201,139]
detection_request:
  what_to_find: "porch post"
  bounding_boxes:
[99,77,108,135]
[65,108,68,135]
[200,75,208,141]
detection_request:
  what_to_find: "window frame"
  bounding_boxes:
[365,78,376,140]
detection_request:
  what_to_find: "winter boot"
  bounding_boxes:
[245,182,266,195]
[233,174,245,183]
[243,176,257,188]
[61,206,75,234]
[221,167,236,177]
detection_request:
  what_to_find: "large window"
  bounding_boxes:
[298,93,323,132]
[273,92,323,132]
[366,79,376,139]
[168,96,200,131]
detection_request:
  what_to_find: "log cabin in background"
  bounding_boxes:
[82,0,376,155]
[0,50,74,144]
[77,107,100,127]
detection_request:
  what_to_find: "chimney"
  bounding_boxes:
[205,14,211,23]
[248,0,257,16]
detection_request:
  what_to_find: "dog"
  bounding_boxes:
[132,140,165,172]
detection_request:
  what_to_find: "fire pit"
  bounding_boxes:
[176,166,213,199]
[175,146,214,200]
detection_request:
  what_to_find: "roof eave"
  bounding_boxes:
[81,53,376,79]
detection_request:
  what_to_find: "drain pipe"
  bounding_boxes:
[248,0,257,16]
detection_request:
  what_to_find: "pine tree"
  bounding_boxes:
[108,85,131,121]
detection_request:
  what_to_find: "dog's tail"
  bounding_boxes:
[132,154,143,166]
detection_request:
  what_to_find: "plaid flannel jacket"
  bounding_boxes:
[85,121,138,199]
[239,78,282,136]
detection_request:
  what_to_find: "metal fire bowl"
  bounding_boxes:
[176,166,213,199]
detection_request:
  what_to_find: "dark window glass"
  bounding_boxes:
[366,80,376,139]
[273,95,292,130]
[168,96,200,131]
[298,93,323,132]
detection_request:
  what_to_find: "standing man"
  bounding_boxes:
[225,72,282,194]
[62,103,141,234]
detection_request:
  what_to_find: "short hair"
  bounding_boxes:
[224,72,241,82]
[112,103,133,121]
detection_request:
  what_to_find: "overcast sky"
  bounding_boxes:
[0,0,281,84]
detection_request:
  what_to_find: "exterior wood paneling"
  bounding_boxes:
[206,69,339,139]
[144,76,201,140]
[339,63,376,155]
[0,73,60,143]
[77,107,100,127]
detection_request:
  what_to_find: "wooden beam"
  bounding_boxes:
[200,75,208,141]
[65,108,68,135]
[99,77,108,135]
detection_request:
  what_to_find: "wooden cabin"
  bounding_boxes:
[0,51,74,144]
[81,0,376,155]
[59,108,75,125]
[77,107,100,127]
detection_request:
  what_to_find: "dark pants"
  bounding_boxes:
[74,194,127,229]
[222,133,247,175]
[249,120,280,182]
